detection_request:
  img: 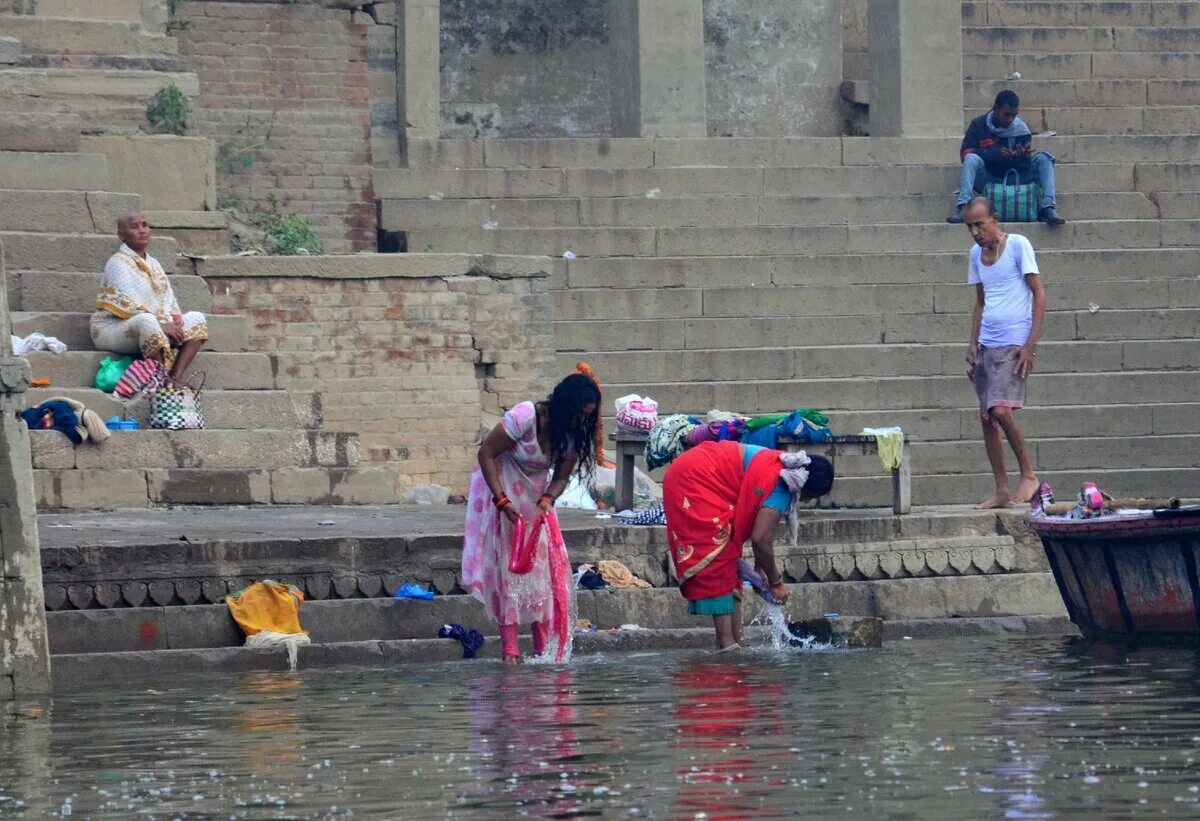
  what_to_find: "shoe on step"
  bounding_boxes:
[946,206,965,224]
[1038,206,1066,226]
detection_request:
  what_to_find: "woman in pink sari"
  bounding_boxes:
[462,372,601,663]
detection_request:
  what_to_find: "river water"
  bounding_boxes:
[2,636,1200,819]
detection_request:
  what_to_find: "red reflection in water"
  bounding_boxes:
[671,660,790,819]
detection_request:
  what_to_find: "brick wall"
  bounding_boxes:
[174,0,375,252]
[195,254,556,491]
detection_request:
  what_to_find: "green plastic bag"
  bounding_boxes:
[94,356,133,393]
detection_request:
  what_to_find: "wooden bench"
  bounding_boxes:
[612,429,913,515]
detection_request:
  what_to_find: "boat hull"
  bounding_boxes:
[1032,513,1200,638]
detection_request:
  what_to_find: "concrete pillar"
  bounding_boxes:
[609,0,707,138]
[0,239,51,700]
[868,0,964,137]
[396,0,440,160]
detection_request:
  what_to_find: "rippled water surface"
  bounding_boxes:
[3,636,1200,818]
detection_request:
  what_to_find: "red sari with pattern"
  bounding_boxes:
[662,441,787,602]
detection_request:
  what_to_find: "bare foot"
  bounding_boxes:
[975,493,1011,509]
[1013,476,1039,504]
[502,653,521,665]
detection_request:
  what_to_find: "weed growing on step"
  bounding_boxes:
[262,196,324,256]
[218,196,323,256]
[146,84,189,135]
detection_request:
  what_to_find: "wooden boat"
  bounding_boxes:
[1031,507,1200,637]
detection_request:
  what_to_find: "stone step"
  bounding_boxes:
[551,279,1200,321]
[964,26,1200,53]
[22,350,274,390]
[965,50,1200,80]
[0,188,139,232]
[962,1,1200,27]
[23,0,147,23]
[25,386,319,430]
[0,67,197,98]
[29,429,361,471]
[403,135,1200,170]
[562,248,1200,288]
[12,311,249,352]
[964,105,1200,136]
[141,210,230,256]
[7,270,211,312]
[0,14,177,56]
[0,230,176,271]
[14,52,188,71]
[840,467,1198,509]
[383,191,1163,230]
[964,77,1200,108]
[557,339,1197,381]
[554,306,1200,351]
[605,402,1197,443]
[0,150,107,190]
[908,434,1200,475]
[406,219,1200,258]
[34,465,404,510]
[0,110,80,151]
[598,370,1200,415]
[0,67,198,133]
[378,163,1192,200]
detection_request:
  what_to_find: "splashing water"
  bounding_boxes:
[747,599,830,653]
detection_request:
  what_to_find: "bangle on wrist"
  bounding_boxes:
[493,494,511,510]
[539,494,554,507]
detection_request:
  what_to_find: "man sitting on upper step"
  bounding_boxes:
[947,89,1065,227]
[91,214,208,384]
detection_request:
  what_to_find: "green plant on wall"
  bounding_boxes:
[146,84,189,135]
[262,196,324,256]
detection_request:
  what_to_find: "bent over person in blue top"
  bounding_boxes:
[947,89,1065,226]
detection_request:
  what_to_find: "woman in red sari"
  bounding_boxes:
[663,440,834,650]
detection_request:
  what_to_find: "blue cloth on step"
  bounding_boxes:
[439,623,485,659]
[19,400,82,444]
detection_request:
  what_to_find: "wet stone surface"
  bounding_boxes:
[3,637,1200,817]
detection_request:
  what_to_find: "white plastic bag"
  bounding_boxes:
[555,474,598,510]
[615,394,658,432]
[590,464,661,511]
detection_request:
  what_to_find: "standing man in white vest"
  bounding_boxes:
[961,196,1046,509]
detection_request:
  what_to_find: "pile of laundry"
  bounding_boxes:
[645,407,833,471]
[574,560,652,590]
[18,397,110,446]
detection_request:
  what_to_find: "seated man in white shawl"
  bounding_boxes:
[91,214,208,383]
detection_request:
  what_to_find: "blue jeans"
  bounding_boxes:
[957,152,1057,210]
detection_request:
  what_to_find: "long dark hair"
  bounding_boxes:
[543,373,601,477]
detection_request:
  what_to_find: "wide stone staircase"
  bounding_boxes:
[1,108,401,509]
[378,132,1199,506]
[0,0,228,253]
[844,0,1200,135]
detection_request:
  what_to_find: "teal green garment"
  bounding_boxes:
[741,445,792,514]
[744,407,829,431]
[688,593,736,616]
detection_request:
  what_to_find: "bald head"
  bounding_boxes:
[117,213,151,255]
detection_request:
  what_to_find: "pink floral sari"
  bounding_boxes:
[462,401,555,625]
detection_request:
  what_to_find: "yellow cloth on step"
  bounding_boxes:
[597,560,652,589]
[226,581,307,638]
[862,427,904,471]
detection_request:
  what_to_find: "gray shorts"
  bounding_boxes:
[971,345,1027,420]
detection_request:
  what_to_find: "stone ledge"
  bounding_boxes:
[49,611,1074,683]
[188,252,551,280]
